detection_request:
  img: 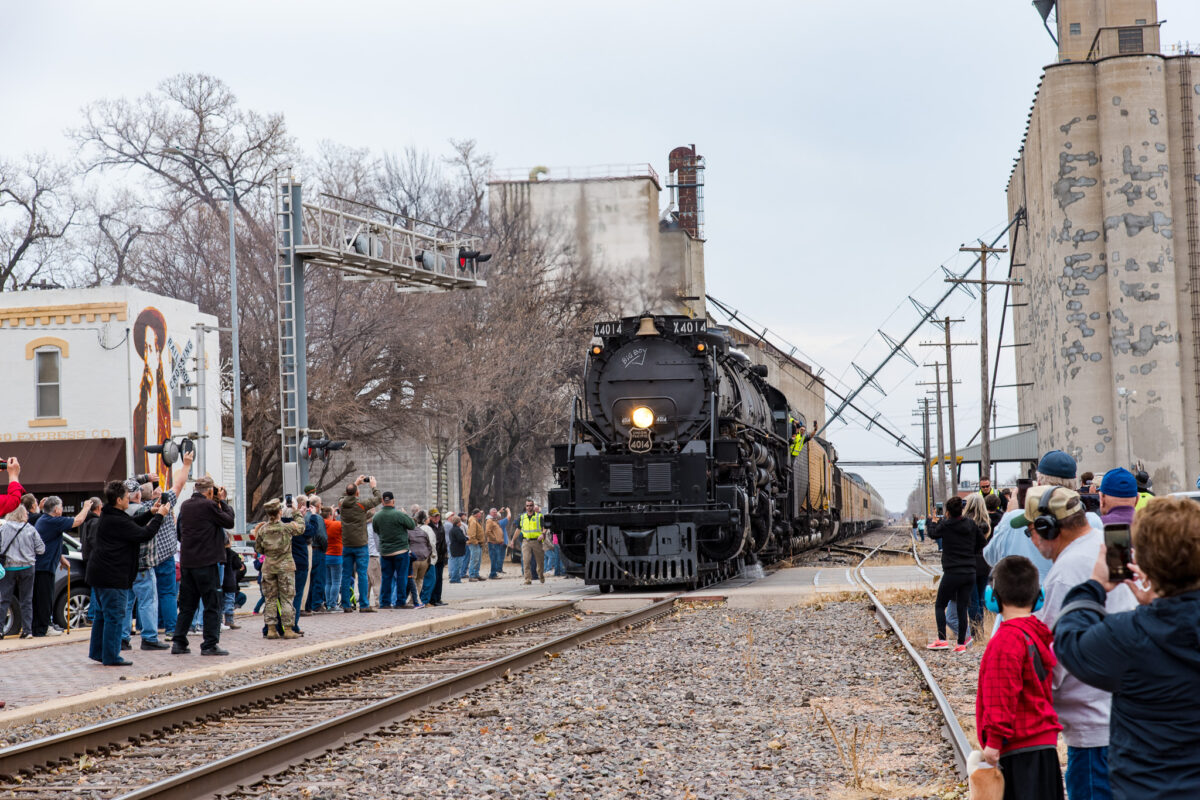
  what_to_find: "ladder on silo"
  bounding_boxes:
[275,177,302,493]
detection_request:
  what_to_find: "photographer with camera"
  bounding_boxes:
[173,477,234,656]
[33,494,94,637]
[338,475,381,612]
[125,453,192,650]
[0,458,24,517]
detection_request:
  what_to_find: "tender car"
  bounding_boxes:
[3,533,91,637]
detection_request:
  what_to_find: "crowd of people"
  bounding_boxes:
[920,450,1200,800]
[0,458,571,673]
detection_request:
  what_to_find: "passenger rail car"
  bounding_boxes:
[545,314,886,591]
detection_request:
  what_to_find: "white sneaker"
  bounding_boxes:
[44,627,63,636]
[220,623,231,631]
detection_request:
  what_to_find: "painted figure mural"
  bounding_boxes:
[133,307,172,485]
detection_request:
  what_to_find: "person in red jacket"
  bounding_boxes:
[976,555,1064,799]
[0,458,24,517]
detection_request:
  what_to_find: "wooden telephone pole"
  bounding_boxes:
[921,317,973,494]
[913,398,933,519]
[917,363,961,504]
[949,243,1020,485]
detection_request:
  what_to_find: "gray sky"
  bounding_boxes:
[6,1,1200,510]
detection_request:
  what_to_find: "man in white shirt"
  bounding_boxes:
[1012,482,1136,800]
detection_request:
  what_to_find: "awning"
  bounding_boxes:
[955,428,1040,465]
[4,439,127,494]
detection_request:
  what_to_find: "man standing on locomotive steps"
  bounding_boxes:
[255,498,303,639]
[519,500,546,584]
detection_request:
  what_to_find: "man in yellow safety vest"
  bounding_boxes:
[790,419,808,458]
[518,499,545,585]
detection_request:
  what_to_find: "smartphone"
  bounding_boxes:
[1104,523,1134,582]
[285,493,293,508]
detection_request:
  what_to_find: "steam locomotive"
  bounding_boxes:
[545,314,886,591]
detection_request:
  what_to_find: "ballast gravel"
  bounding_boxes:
[235,602,962,799]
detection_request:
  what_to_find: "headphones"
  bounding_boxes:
[1031,486,1063,540]
[985,584,1045,614]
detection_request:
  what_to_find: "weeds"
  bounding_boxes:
[815,704,874,789]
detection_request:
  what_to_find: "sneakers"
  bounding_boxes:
[413,603,426,610]
[926,640,952,650]
[220,624,230,631]
[140,640,170,651]
[44,628,63,637]
[954,644,969,653]
[964,636,974,648]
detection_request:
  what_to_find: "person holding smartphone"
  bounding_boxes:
[1054,496,1200,798]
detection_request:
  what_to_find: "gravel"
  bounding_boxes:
[0,612,528,749]
[229,602,964,799]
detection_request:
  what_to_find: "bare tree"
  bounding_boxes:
[0,154,78,289]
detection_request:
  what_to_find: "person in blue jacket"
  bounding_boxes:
[1054,496,1200,799]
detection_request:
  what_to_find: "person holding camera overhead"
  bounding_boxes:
[255,498,304,639]
[173,477,234,655]
[338,475,381,612]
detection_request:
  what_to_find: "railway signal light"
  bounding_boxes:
[458,248,492,273]
[300,434,348,461]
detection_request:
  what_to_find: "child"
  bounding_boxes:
[975,555,1064,799]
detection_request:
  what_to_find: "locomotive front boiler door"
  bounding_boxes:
[628,428,653,453]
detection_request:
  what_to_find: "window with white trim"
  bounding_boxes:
[35,348,61,418]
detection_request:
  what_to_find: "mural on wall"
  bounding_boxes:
[132,307,172,485]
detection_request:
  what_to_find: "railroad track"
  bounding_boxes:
[850,532,970,779]
[0,598,676,799]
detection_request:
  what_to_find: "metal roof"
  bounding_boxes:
[955,428,1040,464]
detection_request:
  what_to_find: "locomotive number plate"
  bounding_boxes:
[671,318,707,335]
[594,321,625,337]
[628,428,653,454]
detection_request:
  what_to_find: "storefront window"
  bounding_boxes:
[36,349,60,418]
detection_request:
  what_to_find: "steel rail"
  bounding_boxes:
[0,602,579,779]
[114,597,677,800]
[851,533,970,779]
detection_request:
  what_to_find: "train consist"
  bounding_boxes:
[546,314,886,592]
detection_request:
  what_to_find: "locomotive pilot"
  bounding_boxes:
[254,498,305,640]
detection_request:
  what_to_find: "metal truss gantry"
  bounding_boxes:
[274,176,487,496]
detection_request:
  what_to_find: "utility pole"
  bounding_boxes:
[913,398,933,520]
[916,363,954,504]
[920,317,973,494]
[950,243,1019,486]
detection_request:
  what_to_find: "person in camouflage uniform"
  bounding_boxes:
[254,499,305,640]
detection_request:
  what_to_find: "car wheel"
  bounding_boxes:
[56,585,92,630]
[2,606,15,637]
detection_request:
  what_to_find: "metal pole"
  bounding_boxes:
[944,317,959,494]
[227,186,246,537]
[933,363,947,502]
[980,250,990,486]
[193,323,207,477]
[921,399,933,516]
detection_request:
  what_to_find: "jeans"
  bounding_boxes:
[379,552,411,607]
[448,554,467,582]
[89,587,128,665]
[326,556,343,607]
[420,564,436,604]
[1065,746,1112,800]
[429,558,445,604]
[487,543,506,577]
[0,567,34,636]
[341,546,370,609]
[405,576,421,607]
[467,544,482,578]
[175,564,222,651]
[293,563,308,622]
[154,556,178,633]
[307,552,326,610]
[126,568,160,642]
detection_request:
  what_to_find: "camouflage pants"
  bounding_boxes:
[261,565,296,632]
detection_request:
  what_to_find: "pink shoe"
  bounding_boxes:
[926,639,951,650]
[954,644,969,653]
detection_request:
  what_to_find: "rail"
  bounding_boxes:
[851,533,970,779]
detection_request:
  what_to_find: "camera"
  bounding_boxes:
[130,473,159,487]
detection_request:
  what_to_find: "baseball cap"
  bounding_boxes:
[1037,450,1077,480]
[124,478,142,493]
[1098,468,1138,499]
[381,491,394,501]
[1011,484,1084,529]
[429,507,440,516]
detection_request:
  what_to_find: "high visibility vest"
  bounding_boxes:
[790,433,805,457]
[1136,492,1153,511]
[520,512,544,539]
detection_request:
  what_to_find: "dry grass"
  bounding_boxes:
[815,704,874,790]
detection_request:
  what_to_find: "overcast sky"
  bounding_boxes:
[6,1,1200,510]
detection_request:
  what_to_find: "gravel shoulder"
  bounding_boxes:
[229,602,964,800]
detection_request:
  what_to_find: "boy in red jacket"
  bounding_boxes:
[976,555,1064,799]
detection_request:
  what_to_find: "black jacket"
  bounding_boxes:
[928,516,985,575]
[223,548,246,592]
[176,495,234,568]
[448,523,467,558]
[1055,580,1200,798]
[86,505,162,589]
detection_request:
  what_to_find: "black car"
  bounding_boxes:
[2,533,91,637]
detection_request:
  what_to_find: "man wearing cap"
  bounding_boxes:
[254,499,303,639]
[173,477,234,656]
[338,476,381,612]
[1097,469,1138,527]
[1012,483,1136,800]
[373,491,414,609]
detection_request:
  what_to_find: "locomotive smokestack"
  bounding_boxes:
[667,145,705,240]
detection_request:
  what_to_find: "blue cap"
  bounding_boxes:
[1099,468,1138,499]
[1037,450,1077,480]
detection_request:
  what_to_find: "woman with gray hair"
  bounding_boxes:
[0,505,44,638]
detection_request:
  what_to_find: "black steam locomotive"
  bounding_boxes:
[545,314,885,591]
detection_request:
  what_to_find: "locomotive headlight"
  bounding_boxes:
[631,406,655,429]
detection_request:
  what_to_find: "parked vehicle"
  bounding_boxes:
[3,534,91,637]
